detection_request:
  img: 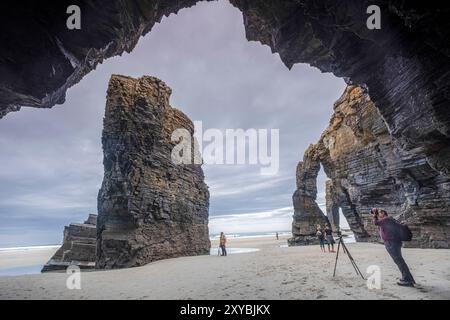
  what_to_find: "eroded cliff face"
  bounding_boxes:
[297,86,450,248]
[42,214,97,272]
[0,0,201,117]
[229,0,450,179]
[0,2,449,247]
[1,2,449,167]
[97,75,210,269]
[1,2,448,175]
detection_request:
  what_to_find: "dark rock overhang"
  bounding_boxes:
[1,1,449,175]
[0,1,449,176]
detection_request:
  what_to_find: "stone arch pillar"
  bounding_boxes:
[289,142,373,246]
[288,145,328,246]
[325,180,340,231]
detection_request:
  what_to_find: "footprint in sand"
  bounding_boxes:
[414,285,429,293]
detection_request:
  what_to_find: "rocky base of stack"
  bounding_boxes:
[41,214,97,272]
[288,235,321,246]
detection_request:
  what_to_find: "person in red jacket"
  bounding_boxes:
[372,208,415,287]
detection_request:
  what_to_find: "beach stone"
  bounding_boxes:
[293,86,450,248]
[96,75,210,269]
[41,214,97,272]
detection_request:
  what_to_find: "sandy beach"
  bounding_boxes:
[0,236,449,300]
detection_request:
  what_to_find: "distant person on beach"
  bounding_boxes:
[372,208,415,287]
[276,232,279,240]
[324,225,335,252]
[219,232,227,256]
[316,225,326,253]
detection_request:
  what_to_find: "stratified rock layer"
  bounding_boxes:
[288,152,329,246]
[41,214,97,272]
[1,2,448,179]
[97,75,210,269]
[296,86,450,248]
[1,2,449,248]
[325,180,340,232]
[0,0,203,116]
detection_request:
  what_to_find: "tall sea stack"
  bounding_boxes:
[97,75,210,269]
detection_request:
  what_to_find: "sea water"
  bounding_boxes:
[209,231,291,241]
[0,245,60,277]
[0,264,44,277]
[210,247,260,256]
[0,245,60,252]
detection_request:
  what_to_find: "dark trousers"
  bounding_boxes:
[384,240,415,283]
[220,245,227,256]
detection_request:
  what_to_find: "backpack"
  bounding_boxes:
[393,219,413,241]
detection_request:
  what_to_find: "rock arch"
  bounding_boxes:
[1,2,449,174]
[288,140,372,247]
[290,86,450,248]
[288,147,329,246]
[1,1,449,173]
[1,1,449,248]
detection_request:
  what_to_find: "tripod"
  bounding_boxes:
[333,236,365,280]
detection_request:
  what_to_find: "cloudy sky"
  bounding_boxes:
[0,0,346,247]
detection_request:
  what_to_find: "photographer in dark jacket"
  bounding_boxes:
[372,208,415,287]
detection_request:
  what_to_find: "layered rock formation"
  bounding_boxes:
[97,75,210,269]
[230,0,450,177]
[1,2,449,173]
[288,150,329,246]
[293,86,450,248]
[0,0,202,117]
[325,180,340,231]
[0,2,449,247]
[41,214,97,272]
